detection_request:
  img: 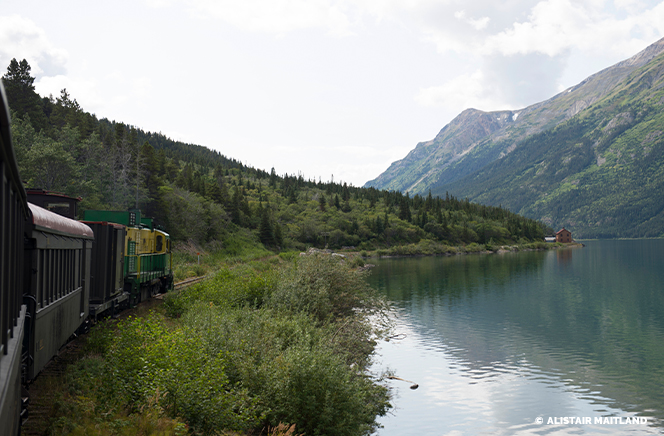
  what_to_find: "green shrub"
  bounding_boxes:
[464,242,483,252]
[258,340,389,436]
[164,266,277,317]
[265,254,379,323]
[278,251,298,261]
[105,314,262,433]
[85,320,115,356]
[350,255,365,268]
[182,306,389,436]
[116,256,391,435]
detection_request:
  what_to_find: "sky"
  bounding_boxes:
[2,0,664,187]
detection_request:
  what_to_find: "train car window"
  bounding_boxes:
[45,201,71,216]
[156,235,163,251]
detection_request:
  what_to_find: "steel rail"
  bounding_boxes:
[173,275,207,290]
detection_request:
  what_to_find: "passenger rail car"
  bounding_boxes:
[23,204,93,380]
[0,80,173,434]
[0,79,29,436]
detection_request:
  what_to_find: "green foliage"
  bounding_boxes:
[350,255,366,268]
[84,319,115,356]
[105,314,262,433]
[47,345,189,436]
[183,306,389,436]
[2,58,50,131]
[176,257,389,435]
[165,265,276,316]
[266,255,378,322]
[24,131,79,190]
[417,53,664,239]
[6,58,548,250]
[158,186,229,242]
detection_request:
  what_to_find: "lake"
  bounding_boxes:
[368,240,664,435]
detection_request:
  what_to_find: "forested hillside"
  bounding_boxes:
[3,58,550,251]
[366,38,664,239]
[432,44,664,239]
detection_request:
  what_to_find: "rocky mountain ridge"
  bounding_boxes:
[365,38,664,198]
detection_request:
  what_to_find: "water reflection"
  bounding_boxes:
[370,241,664,435]
[556,246,574,264]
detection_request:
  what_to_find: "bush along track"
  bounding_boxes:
[50,254,392,436]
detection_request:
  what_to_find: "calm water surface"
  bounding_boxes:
[369,240,664,435]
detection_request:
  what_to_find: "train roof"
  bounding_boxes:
[80,220,126,229]
[0,82,28,218]
[28,203,94,238]
[154,228,170,237]
[25,188,82,201]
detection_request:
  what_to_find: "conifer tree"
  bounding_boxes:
[2,58,49,131]
[258,206,275,246]
[274,221,284,248]
[398,196,412,222]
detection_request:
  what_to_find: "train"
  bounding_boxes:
[0,82,173,435]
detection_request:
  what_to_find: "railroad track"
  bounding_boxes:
[174,274,207,290]
[21,339,86,436]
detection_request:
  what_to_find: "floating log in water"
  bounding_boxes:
[387,375,419,389]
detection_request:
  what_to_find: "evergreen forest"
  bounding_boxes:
[3,58,551,253]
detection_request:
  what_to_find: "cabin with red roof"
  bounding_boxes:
[556,228,572,243]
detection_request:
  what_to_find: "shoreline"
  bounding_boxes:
[349,241,583,260]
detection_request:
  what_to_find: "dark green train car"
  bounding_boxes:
[83,209,173,306]
[80,221,127,318]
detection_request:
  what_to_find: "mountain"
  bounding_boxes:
[365,38,664,238]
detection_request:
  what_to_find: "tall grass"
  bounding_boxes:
[172,232,273,281]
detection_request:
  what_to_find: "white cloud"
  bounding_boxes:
[482,1,588,56]
[145,0,177,7]
[639,1,664,38]
[0,15,68,77]
[187,0,355,36]
[416,70,507,111]
[614,0,647,12]
[35,75,73,98]
[171,0,462,37]
[411,0,664,113]
[131,77,153,100]
[412,0,664,61]
[454,10,490,31]
[481,0,664,58]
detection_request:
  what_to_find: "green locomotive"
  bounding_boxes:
[83,209,173,311]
